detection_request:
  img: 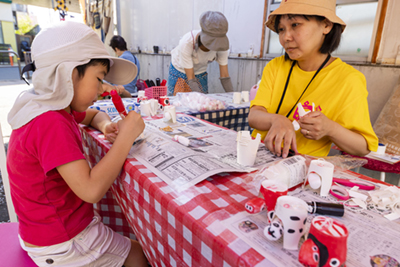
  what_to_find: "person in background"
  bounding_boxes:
[7,22,147,267]
[167,11,234,95]
[248,0,378,158]
[108,35,141,96]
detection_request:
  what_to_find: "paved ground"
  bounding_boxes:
[0,69,30,222]
[0,65,23,80]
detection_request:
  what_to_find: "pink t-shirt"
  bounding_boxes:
[7,110,94,246]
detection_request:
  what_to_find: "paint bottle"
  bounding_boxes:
[110,89,128,118]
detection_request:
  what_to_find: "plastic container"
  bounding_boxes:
[261,155,307,189]
[249,84,258,101]
[145,86,167,101]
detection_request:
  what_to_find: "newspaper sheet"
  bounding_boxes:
[128,114,280,191]
[223,171,400,267]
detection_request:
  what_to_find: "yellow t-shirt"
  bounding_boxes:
[251,55,378,157]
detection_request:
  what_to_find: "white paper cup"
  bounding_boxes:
[307,159,334,196]
[149,99,159,116]
[377,143,387,155]
[233,92,241,104]
[241,91,249,102]
[140,101,152,117]
[163,105,176,123]
[236,131,260,166]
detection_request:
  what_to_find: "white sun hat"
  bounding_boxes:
[8,21,137,129]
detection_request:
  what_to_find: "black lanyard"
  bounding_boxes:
[276,54,331,117]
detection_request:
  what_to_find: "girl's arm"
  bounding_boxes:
[81,109,119,142]
[57,111,145,203]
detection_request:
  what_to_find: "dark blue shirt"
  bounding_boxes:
[120,51,140,93]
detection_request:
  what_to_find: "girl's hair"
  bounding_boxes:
[274,14,342,60]
[76,59,110,78]
[109,35,128,51]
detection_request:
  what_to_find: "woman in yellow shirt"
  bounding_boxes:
[249,0,378,158]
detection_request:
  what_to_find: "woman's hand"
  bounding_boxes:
[298,111,334,140]
[264,116,298,158]
[103,83,125,94]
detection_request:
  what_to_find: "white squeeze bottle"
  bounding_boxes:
[262,155,307,188]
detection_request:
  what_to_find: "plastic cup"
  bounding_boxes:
[233,92,241,104]
[260,180,288,212]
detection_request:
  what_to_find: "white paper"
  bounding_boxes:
[128,114,280,192]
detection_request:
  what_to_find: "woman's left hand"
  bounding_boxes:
[298,111,334,140]
[103,122,119,143]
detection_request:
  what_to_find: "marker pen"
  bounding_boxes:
[160,79,167,86]
[110,89,128,118]
[307,201,344,217]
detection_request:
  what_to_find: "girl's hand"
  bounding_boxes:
[117,111,145,144]
[264,116,298,158]
[103,122,119,143]
[299,111,334,140]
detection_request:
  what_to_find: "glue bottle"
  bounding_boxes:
[261,155,307,189]
[110,89,128,118]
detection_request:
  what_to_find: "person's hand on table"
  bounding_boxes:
[264,116,298,158]
[103,121,119,143]
[299,111,333,140]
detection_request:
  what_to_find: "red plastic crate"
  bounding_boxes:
[144,86,167,100]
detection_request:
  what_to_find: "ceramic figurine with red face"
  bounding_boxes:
[245,198,266,214]
[159,96,170,106]
[299,216,348,267]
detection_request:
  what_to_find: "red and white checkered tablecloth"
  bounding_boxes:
[81,121,395,267]
[80,125,274,267]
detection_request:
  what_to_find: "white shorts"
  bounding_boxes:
[19,214,131,267]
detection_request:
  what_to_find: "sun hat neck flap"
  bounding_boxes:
[8,21,137,130]
[265,0,346,33]
[198,11,229,51]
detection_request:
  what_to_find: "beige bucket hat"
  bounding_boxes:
[265,0,346,33]
[199,11,230,51]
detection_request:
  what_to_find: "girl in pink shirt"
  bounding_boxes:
[7,21,147,267]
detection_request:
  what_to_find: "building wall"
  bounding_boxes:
[134,53,399,126]
[123,0,400,127]
[0,2,17,59]
[0,2,13,21]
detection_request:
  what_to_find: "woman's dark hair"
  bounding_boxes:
[76,59,110,78]
[274,14,342,60]
[109,35,128,51]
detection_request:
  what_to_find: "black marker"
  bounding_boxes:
[307,201,344,217]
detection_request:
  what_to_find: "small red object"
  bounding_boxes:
[100,91,110,97]
[160,79,167,86]
[159,96,169,106]
[110,89,128,117]
[245,198,266,214]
